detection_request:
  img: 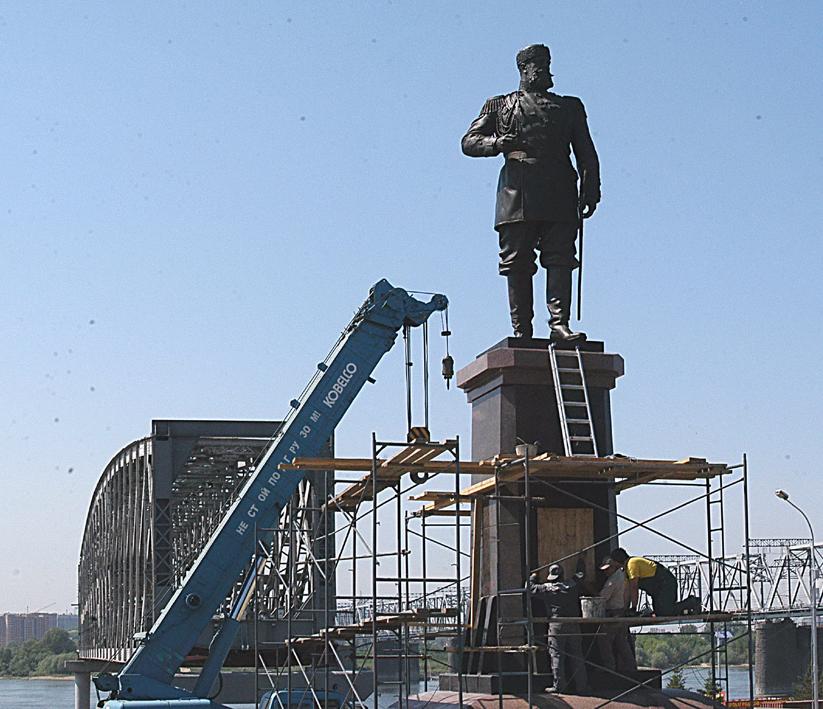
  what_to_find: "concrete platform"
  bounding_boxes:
[439,668,662,695]
[396,688,720,708]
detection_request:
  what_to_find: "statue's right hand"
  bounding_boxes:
[494,134,519,154]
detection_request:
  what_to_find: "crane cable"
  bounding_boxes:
[422,320,430,431]
[403,324,413,435]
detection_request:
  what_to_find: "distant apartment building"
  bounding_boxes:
[0,613,59,646]
[2,613,27,646]
[57,614,78,632]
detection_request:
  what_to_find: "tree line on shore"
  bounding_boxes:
[635,623,750,668]
[0,628,76,677]
[643,623,821,701]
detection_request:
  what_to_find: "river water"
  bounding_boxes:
[0,678,403,708]
[0,668,756,708]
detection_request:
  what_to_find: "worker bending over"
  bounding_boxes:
[596,556,637,674]
[609,548,679,617]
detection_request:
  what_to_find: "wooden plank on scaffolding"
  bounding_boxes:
[409,456,727,519]
[283,453,728,514]
[408,491,475,517]
[283,608,462,651]
[282,456,493,476]
[294,443,464,512]
[409,491,458,502]
[327,444,445,511]
[527,611,737,626]
[285,454,725,482]
[614,470,667,492]
[453,455,727,499]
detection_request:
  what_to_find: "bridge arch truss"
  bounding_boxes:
[78,419,334,663]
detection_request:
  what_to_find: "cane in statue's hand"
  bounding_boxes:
[577,170,586,322]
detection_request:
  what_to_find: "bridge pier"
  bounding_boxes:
[66,660,103,709]
[756,618,823,697]
[74,670,91,709]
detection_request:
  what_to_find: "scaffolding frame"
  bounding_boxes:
[499,455,756,708]
[245,445,755,708]
[250,436,469,708]
[407,451,755,707]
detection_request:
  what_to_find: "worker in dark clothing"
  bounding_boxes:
[461,43,601,342]
[529,562,590,694]
[609,548,679,617]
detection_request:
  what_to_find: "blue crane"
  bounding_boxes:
[93,279,448,708]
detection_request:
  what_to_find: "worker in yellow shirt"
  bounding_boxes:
[609,548,678,617]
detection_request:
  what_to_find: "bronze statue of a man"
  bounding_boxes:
[462,44,600,342]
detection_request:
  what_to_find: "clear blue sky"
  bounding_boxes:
[0,2,821,613]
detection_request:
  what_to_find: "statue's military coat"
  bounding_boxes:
[461,91,601,229]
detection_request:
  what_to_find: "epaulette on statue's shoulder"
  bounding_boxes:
[480,92,517,115]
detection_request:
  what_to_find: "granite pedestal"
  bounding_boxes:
[454,337,625,681]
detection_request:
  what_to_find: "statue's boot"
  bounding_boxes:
[547,268,586,344]
[506,273,534,338]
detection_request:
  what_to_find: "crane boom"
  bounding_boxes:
[95,279,447,707]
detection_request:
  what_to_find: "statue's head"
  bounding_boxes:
[516,43,553,91]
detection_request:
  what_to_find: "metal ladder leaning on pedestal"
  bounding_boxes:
[549,345,599,457]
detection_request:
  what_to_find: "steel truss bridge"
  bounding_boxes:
[653,538,823,618]
[78,419,335,664]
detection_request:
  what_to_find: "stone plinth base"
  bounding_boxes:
[457,336,625,662]
[456,338,624,463]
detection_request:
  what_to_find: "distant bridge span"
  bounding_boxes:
[78,419,334,664]
[653,538,823,618]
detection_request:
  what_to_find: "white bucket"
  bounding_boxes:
[580,596,606,618]
[515,443,538,458]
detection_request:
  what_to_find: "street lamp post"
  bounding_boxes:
[776,489,819,708]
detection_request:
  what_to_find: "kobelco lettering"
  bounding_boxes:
[322,363,358,408]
